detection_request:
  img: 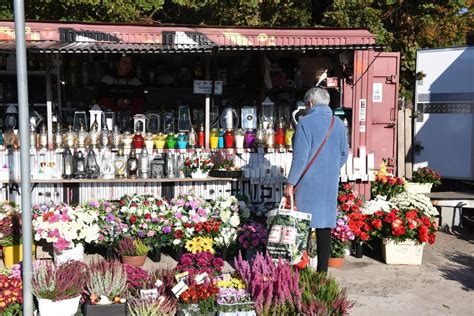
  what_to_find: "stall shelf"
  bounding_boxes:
[0,21,400,203]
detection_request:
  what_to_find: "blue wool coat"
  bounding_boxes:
[287,105,349,228]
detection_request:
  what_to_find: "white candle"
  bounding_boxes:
[359,146,367,175]
[346,152,353,176]
[368,152,375,171]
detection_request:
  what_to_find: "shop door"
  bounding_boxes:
[370,52,400,168]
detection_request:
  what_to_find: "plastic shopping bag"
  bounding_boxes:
[266,199,312,267]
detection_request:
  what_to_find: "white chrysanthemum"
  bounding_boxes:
[362,196,397,215]
[229,214,240,227]
[389,192,439,217]
[220,210,231,223]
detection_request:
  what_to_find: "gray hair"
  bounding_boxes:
[303,87,330,107]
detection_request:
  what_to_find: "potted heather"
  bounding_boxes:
[116,237,149,267]
[234,252,301,315]
[32,260,87,316]
[128,296,177,316]
[407,167,441,193]
[83,258,127,316]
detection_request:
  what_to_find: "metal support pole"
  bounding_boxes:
[13,0,33,314]
[204,55,211,149]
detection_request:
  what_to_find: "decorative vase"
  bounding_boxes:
[148,248,162,262]
[54,243,84,265]
[2,244,36,268]
[191,170,208,179]
[351,240,363,258]
[328,257,344,268]
[83,301,127,316]
[37,295,81,316]
[382,238,424,265]
[406,182,433,194]
[121,254,147,267]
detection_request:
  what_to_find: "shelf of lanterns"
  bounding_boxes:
[0,177,237,184]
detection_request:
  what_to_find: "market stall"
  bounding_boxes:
[0,21,399,205]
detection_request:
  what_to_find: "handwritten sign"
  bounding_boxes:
[193,80,223,95]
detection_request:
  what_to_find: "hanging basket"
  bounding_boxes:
[37,296,81,316]
[54,243,84,265]
[382,238,424,265]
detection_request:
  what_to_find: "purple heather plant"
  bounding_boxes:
[234,252,301,315]
[31,260,87,302]
[124,264,150,290]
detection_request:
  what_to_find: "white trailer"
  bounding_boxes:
[414,46,474,180]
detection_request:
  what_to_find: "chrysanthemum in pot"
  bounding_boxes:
[116,237,149,267]
[31,260,87,316]
[83,257,128,316]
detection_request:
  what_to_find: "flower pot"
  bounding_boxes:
[121,254,147,267]
[382,238,424,265]
[148,248,162,262]
[220,246,229,261]
[37,295,81,316]
[174,247,184,262]
[406,182,433,194]
[178,303,215,316]
[328,257,344,268]
[243,248,257,261]
[83,302,127,316]
[191,170,208,179]
[54,243,84,265]
[2,244,36,268]
[351,240,363,258]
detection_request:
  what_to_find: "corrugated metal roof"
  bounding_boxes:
[0,21,381,53]
[0,40,212,53]
[216,44,384,51]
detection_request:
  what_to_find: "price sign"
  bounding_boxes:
[193,80,223,95]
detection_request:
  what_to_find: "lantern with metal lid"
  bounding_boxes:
[261,97,275,129]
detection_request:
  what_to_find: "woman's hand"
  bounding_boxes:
[283,184,296,210]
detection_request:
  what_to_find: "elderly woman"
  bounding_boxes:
[284,87,349,272]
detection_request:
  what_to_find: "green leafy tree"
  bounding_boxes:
[323,0,472,100]
[0,0,164,23]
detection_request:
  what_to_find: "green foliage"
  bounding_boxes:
[1,0,471,101]
[299,268,354,315]
[330,236,348,258]
[134,238,150,256]
[323,0,472,100]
